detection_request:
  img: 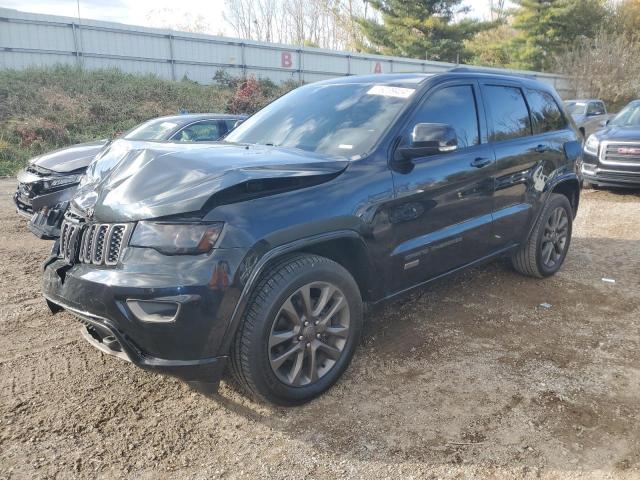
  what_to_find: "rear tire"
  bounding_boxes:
[511,193,573,278]
[230,254,363,405]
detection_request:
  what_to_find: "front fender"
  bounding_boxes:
[218,229,369,355]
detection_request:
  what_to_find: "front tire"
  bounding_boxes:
[230,254,363,405]
[511,193,573,278]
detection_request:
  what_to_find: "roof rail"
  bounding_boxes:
[448,66,536,80]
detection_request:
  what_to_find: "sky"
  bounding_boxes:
[0,0,509,37]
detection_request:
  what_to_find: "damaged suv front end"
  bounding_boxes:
[43,137,349,392]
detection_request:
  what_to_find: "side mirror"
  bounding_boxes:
[233,119,244,129]
[399,123,458,160]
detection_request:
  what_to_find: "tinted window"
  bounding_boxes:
[527,89,566,133]
[408,85,479,148]
[485,85,532,142]
[225,83,415,157]
[174,121,221,141]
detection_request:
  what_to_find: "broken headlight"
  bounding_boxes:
[129,222,223,255]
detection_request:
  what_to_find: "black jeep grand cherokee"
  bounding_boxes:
[43,71,582,405]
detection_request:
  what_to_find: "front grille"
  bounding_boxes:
[60,215,132,266]
[601,141,640,166]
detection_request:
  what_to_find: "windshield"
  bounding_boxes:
[224,83,416,157]
[609,101,640,127]
[564,101,586,115]
[123,118,179,140]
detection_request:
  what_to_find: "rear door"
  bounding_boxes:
[479,82,541,248]
[389,80,496,291]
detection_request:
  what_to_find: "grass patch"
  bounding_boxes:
[0,66,298,176]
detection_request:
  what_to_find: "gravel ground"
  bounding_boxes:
[0,178,639,480]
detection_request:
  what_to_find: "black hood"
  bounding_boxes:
[29,140,109,173]
[72,139,349,222]
[592,125,640,142]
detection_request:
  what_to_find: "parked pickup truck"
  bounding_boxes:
[43,70,582,405]
[15,113,246,239]
[582,99,640,188]
[564,99,609,138]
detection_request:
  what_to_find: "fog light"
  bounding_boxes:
[581,163,596,174]
[126,299,180,323]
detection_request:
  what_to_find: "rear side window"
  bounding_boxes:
[526,89,566,133]
[408,85,480,148]
[485,85,532,142]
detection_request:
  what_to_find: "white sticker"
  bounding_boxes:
[367,85,415,98]
[338,144,353,149]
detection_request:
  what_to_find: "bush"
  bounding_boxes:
[0,66,298,176]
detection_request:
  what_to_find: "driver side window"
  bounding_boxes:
[406,85,480,149]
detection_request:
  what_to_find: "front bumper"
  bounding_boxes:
[581,164,640,188]
[43,246,247,391]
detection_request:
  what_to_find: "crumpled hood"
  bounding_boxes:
[29,140,109,173]
[592,125,640,142]
[72,139,349,222]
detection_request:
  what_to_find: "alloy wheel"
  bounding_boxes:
[268,281,350,387]
[541,206,569,268]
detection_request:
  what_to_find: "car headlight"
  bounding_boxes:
[584,135,600,155]
[129,221,224,255]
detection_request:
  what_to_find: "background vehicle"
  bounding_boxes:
[43,71,581,405]
[582,99,640,188]
[564,99,609,138]
[14,113,246,238]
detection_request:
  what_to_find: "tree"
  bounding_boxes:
[465,23,519,68]
[555,30,640,109]
[355,0,491,62]
[511,0,609,71]
[611,0,640,40]
[224,0,366,50]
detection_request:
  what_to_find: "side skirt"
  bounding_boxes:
[368,243,519,310]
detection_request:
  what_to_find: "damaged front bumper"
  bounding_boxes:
[14,172,80,238]
[42,245,248,392]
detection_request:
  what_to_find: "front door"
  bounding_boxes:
[389,80,495,292]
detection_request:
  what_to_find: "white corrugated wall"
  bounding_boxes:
[0,7,573,97]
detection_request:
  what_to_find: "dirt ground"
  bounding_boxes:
[0,177,638,480]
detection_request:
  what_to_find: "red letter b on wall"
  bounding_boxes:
[281,52,292,68]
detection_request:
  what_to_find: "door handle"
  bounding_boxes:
[471,157,491,168]
[535,144,549,153]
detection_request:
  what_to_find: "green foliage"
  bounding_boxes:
[511,0,609,71]
[355,0,492,62]
[0,66,297,176]
[465,23,519,68]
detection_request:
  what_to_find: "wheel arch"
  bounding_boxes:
[549,176,580,218]
[219,230,373,355]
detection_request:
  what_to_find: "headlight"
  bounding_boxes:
[130,221,223,255]
[584,135,600,155]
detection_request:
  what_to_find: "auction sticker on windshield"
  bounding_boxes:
[367,85,415,98]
